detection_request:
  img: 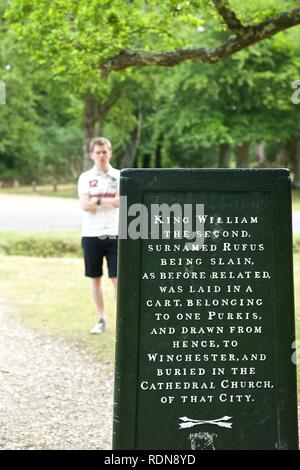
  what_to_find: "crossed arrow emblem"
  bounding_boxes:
[179,416,233,429]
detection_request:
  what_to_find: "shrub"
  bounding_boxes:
[0,237,81,258]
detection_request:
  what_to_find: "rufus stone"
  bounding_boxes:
[113,169,298,450]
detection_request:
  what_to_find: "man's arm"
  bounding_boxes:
[79,194,119,213]
[79,194,97,213]
[99,194,120,209]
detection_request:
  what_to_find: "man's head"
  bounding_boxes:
[90,137,112,172]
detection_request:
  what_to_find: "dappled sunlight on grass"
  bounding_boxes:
[0,256,116,363]
[0,184,77,199]
[292,190,300,212]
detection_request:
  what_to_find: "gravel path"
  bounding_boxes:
[0,300,114,450]
[0,298,299,449]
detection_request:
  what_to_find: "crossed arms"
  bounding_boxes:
[80,194,120,214]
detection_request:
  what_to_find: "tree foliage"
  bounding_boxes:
[1,0,300,182]
[5,0,300,76]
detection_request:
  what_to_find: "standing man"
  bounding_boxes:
[78,137,120,333]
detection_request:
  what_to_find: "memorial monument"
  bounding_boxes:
[113,169,298,450]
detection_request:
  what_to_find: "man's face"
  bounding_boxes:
[90,144,112,171]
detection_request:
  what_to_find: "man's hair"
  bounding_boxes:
[89,137,112,153]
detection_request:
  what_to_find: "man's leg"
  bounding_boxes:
[91,277,105,321]
[110,277,117,298]
[82,237,106,333]
[107,237,118,298]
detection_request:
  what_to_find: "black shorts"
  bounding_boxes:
[81,236,118,278]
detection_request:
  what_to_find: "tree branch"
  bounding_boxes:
[212,0,246,36]
[100,7,300,73]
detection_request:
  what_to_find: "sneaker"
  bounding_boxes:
[89,319,106,334]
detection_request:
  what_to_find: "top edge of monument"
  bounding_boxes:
[119,169,291,192]
[121,168,289,177]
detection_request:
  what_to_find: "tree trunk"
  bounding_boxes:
[143,153,151,168]
[288,140,300,187]
[275,144,288,167]
[83,94,98,171]
[218,143,230,168]
[82,86,123,171]
[70,154,82,179]
[293,151,300,188]
[235,143,250,168]
[255,141,267,167]
[155,135,163,168]
[119,110,142,169]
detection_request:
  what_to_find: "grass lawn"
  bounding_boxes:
[293,254,300,397]
[0,230,80,245]
[0,184,77,199]
[0,255,116,364]
[292,189,300,211]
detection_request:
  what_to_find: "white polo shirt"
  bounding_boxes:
[77,164,120,237]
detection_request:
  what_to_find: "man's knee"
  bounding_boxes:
[91,276,102,286]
